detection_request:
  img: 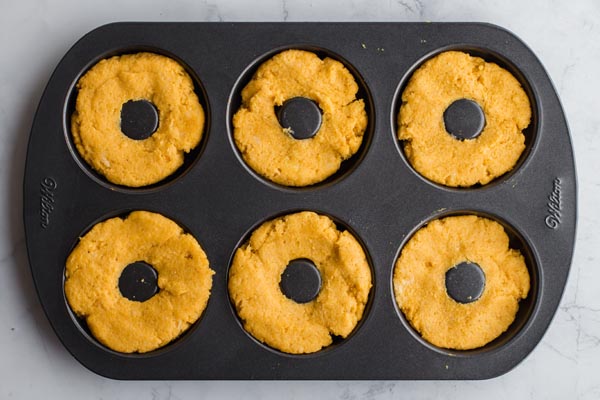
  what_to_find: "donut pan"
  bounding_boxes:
[23,22,576,380]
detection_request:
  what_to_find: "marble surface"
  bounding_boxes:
[1,0,599,398]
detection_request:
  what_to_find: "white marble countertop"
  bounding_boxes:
[1,0,598,398]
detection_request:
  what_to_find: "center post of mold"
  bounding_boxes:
[276,97,323,140]
[280,258,322,303]
[445,261,486,303]
[118,261,159,302]
[443,99,486,141]
[120,100,160,140]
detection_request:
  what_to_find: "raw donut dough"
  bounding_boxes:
[398,51,531,187]
[233,49,367,187]
[65,211,214,353]
[228,211,372,354]
[393,215,530,350]
[71,52,204,187]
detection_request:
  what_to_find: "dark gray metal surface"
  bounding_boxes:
[23,22,576,380]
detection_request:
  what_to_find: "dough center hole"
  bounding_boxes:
[276,97,322,140]
[119,261,159,302]
[445,261,486,304]
[443,98,486,140]
[280,258,322,303]
[120,99,159,140]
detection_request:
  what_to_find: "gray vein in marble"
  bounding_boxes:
[199,0,224,22]
[362,382,396,399]
[541,341,578,363]
[395,0,425,18]
[151,384,181,400]
[282,0,289,21]
[559,62,576,96]
[0,237,25,265]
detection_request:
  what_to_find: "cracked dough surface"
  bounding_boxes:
[398,51,531,187]
[233,49,367,187]
[65,211,214,353]
[228,211,372,354]
[71,52,204,187]
[393,215,530,350]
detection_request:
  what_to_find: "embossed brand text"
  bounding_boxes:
[545,177,562,229]
[40,177,57,229]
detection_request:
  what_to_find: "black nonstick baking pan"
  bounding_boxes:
[23,22,576,380]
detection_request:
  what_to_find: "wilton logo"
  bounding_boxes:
[545,177,562,229]
[40,177,57,229]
